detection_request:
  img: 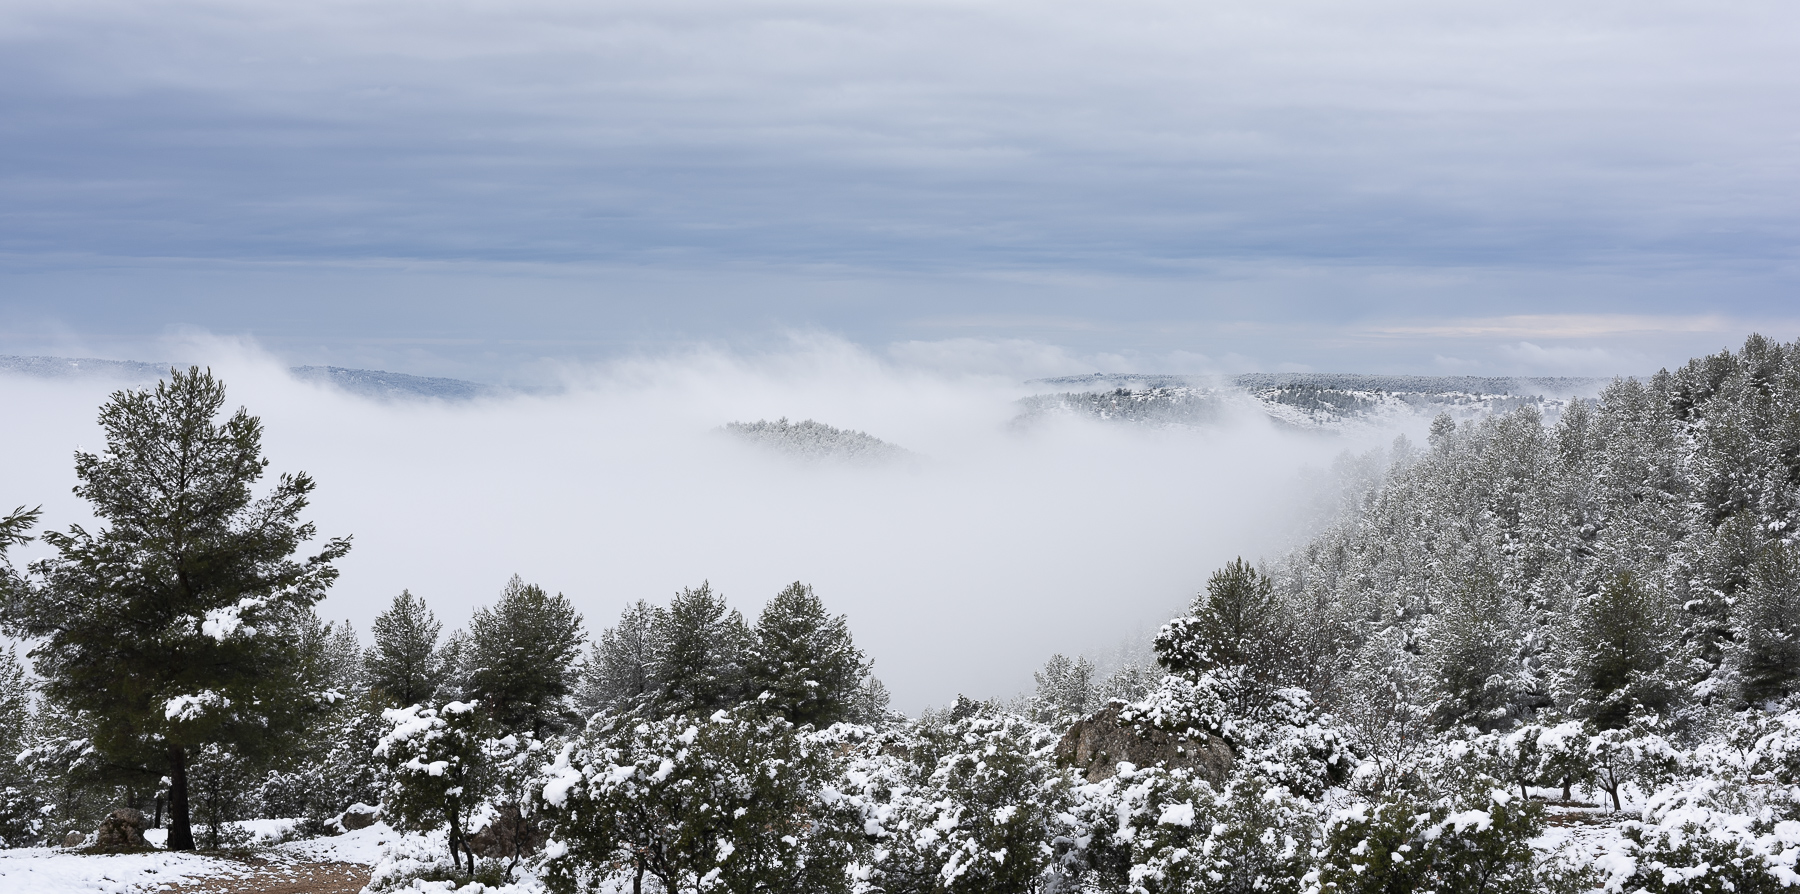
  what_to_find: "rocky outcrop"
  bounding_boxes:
[1054,703,1233,784]
[338,803,380,832]
[466,803,545,861]
[62,830,86,848]
[93,808,148,849]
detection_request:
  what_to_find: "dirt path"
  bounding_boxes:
[160,860,371,894]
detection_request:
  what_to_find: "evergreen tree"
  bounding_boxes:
[651,582,751,717]
[1562,572,1681,728]
[1154,558,1293,714]
[0,368,348,850]
[746,582,868,727]
[465,576,586,736]
[576,599,665,719]
[366,590,450,707]
[1032,653,1096,725]
[1425,566,1538,731]
[1736,543,1800,705]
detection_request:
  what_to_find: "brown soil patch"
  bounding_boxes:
[161,861,371,894]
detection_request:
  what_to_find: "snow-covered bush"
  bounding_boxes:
[861,706,1070,894]
[1307,786,1562,894]
[1620,776,1800,893]
[536,707,864,894]
[1062,766,1315,894]
[377,701,494,875]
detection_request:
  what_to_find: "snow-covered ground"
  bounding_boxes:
[0,822,397,894]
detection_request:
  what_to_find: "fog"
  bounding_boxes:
[0,337,1376,712]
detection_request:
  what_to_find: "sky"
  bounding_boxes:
[1,0,1796,380]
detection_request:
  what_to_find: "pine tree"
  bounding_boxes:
[1153,558,1293,714]
[1563,572,1681,728]
[465,575,586,736]
[746,582,867,727]
[366,590,451,707]
[1736,543,1800,706]
[0,368,348,851]
[576,599,665,719]
[651,582,751,717]
[1032,653,1096,724]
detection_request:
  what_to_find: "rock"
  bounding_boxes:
[1054,702,1234,784]
[465,803,545,860]
[339,803,380,831]
[93,808,148,849]
[62,830,85,848]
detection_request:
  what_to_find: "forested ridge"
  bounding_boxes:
[2,335,1800,893]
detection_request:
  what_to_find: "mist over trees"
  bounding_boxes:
[3,335,1800,893]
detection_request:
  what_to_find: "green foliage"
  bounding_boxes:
[1064,768,1315,894]
[1565,573,1682,729]
[375,701,493,874]
[0,367,349,850]
[538,707,863,894]
[1736,543,1800,706]
[1310,789,1554,894]
[747,582,869,727]
[652,582,752,716]
[465,576,585,736]
[1031,653,1097,727]
[367,590,451,708]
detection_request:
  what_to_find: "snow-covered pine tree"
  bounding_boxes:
[651,582,751,717]
[0,647,44,847]
[1559,571,1683,729]
[1734,543,1800,706]
[1031,653,1096,726]
[0,368,349,851]
[1154,558,1295,714]
[366,590,452,708]
[746,582,868,727]
[465,576,586,737]
[575,599,665,719]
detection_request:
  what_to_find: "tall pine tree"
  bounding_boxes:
[0,368,348,850]
[367,590,451,708]
[746,582,868,727]
[465,575,586,736]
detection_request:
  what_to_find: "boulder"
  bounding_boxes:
[1054,702,1233,784]
[62,830,85,848]
[465,803,545,860]
[93,808,148,849]
[339,803,380,831]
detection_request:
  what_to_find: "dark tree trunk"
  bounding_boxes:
[166,745,195,850]
[154,794,165,828]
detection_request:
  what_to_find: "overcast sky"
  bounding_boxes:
[2,0,1796,378]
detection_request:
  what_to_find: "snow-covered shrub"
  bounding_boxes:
[1062,766,1315,894]
[1620,776,1800,894]
[855,703,1070,894]
[1589,717,1682,812]
[377,701,494,875]
[536,707,864,894]
[1308,787,1560,894]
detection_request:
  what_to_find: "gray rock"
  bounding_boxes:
[93,808,148,849]
[339,803,380,831]
[1054,702,1233,785]
[465,803,545,860]
[62,830,85,848]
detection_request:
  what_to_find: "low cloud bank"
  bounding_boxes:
[0,336,1377,711]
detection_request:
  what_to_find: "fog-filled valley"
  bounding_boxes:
[11,333,1800,894]
[1,336,1414,712]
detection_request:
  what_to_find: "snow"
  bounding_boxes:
[162,691,230,722]
[0,847,235,894]
[0,821,402,894]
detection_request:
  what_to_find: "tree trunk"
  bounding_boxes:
[166,745,195,851]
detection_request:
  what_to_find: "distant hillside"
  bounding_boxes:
[1019,372,1610,432]
[0,354,497,401]
[723,418,912,463]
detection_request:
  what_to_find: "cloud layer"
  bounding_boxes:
[0,337,1370,710]
[1,0,1796,372]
